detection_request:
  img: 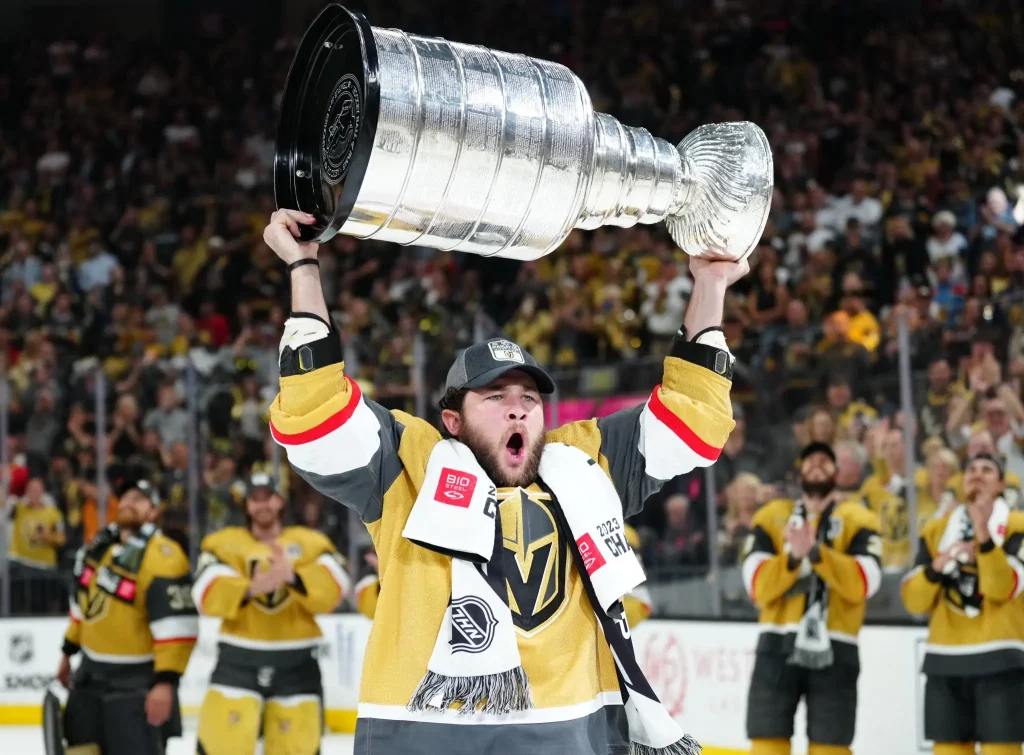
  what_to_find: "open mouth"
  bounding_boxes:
[505,432,525,464]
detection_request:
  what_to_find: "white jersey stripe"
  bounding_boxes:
[855,555,882,598]
[316,553,352,598]
[192,563,241,612]
[270,382,383,478]
[741,552,771,599]
[150,615,199,642]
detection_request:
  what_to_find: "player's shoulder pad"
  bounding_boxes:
[753,499,794,528]
[145,533,191,577]
[199,527,249,559]
[284,525,337,557]
[836,499,881,531]
[1005,510,1024,537]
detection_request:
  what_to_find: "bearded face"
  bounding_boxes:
[447,373,547,489]
[800,451,837,498]
[116,490,156,530]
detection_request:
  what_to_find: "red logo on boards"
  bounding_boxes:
[577,533,606,575]
[435,468,478,508]
[640,633,688,717]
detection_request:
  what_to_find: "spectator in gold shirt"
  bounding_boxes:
[5,477,66,614]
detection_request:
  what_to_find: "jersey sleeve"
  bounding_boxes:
[741,502,801,605]
[354,575,380,620]
[976,525,1024,604]
[143,540,199,684]
[571,346,734,518]
[289,532,350,615]
[811,507,882,603]
[191,534,250,620]
[900,527,944,616]
[268,315,422,525]
[63,595,83,656]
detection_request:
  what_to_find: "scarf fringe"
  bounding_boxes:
[630,733,702,755]
[407,667,533,715]
[787,645,833,670]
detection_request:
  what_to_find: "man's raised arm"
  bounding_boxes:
[263,210,418,523]
[552,256,745,517]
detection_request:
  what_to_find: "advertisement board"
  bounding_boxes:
[632,620,930,755]
[0,615,932,753]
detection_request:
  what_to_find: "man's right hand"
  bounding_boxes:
[263,209,320,265]
[56,655,71,689]
[247,565,282,597]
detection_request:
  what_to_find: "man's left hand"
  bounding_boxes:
[145,682,174,727]
[688,256,751,288]
[785,520,816,560]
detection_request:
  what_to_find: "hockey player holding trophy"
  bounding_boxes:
[267,4,773,753]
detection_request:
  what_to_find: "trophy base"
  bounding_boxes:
[274,4,381,242]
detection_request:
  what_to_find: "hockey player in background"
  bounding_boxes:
[191,472,350,755]
[901,454,1024,755]
[56,480,198,755]
[742,442,883,755]
[263,209,740,755]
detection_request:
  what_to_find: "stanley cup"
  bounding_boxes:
[275,4,774,261]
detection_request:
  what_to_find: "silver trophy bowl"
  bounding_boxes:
[275,5,773,261]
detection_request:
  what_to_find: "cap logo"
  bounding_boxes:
[487,340,524,364]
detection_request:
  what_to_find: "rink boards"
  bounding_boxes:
[0,616,932,754]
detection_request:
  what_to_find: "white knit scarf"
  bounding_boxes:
[401,439,701,755]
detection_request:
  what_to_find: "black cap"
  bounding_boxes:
[800,442,836,464]
[246,472,278,497]
[126,480,161,508]
[444,339,555,396]
[966,453,1005,479]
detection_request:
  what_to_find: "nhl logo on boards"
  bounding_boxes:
[487,340,525,364]
[449,596,497,654]
[8,633,32,664]
[435,468,477,508]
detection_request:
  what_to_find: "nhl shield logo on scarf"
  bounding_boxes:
[450,595,498,653]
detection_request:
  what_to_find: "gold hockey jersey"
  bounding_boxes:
[63,524,198,683]
[900,508,1024,676]
[741,498,882,666]
[269,314,733,749]
[191,526,349,665]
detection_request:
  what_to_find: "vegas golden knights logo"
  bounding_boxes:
[84,589,109,621]
[247,557,290,612]
[880,496,909,543]
[943,562,983,617]
[498,488,569,636]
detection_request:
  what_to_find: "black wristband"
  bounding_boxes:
[808,544,822,563]
[978,539,997,554]
[279,319,344,376]
[287,258,320,272]
[786,555,801,571]
[668,329,734,380]
[62,640,80,658]
[151,670,181,688]
[923,565,943,583]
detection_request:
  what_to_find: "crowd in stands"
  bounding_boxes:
[3,0,1024,614]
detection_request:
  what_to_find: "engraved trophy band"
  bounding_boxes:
[274,4,774,261]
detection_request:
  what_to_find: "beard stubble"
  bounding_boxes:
[459,419,545,488]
